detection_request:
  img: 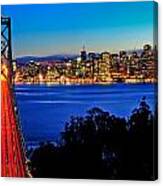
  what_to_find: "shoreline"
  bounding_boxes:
[14,80,157,86]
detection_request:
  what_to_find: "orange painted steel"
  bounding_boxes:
[1,66,27,177]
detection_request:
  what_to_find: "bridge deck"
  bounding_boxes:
[1,70,27,177]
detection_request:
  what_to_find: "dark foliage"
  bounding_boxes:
[29,97,157,180]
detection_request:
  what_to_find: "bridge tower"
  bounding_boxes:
[1,16,29,177]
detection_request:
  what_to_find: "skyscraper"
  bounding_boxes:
[80,45,87,61]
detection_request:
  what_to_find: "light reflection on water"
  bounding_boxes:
[14,83,156,145]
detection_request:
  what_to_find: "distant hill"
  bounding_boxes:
[16,49,144,64]
[16,54,79,64]
[127,49,143,55]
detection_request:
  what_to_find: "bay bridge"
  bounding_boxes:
[1,16,30,177]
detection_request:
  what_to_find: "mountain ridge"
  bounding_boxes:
[16,54,79,64]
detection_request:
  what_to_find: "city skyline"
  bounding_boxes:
[2,1,155,58]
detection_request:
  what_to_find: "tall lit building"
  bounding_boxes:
[95,52,112,82]
[80,45,87,61]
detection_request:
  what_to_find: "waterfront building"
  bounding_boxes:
[13,44,157,84]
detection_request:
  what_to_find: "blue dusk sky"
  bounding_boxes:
[2,1,155,58]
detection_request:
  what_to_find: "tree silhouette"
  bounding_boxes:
[29,98,157,180]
